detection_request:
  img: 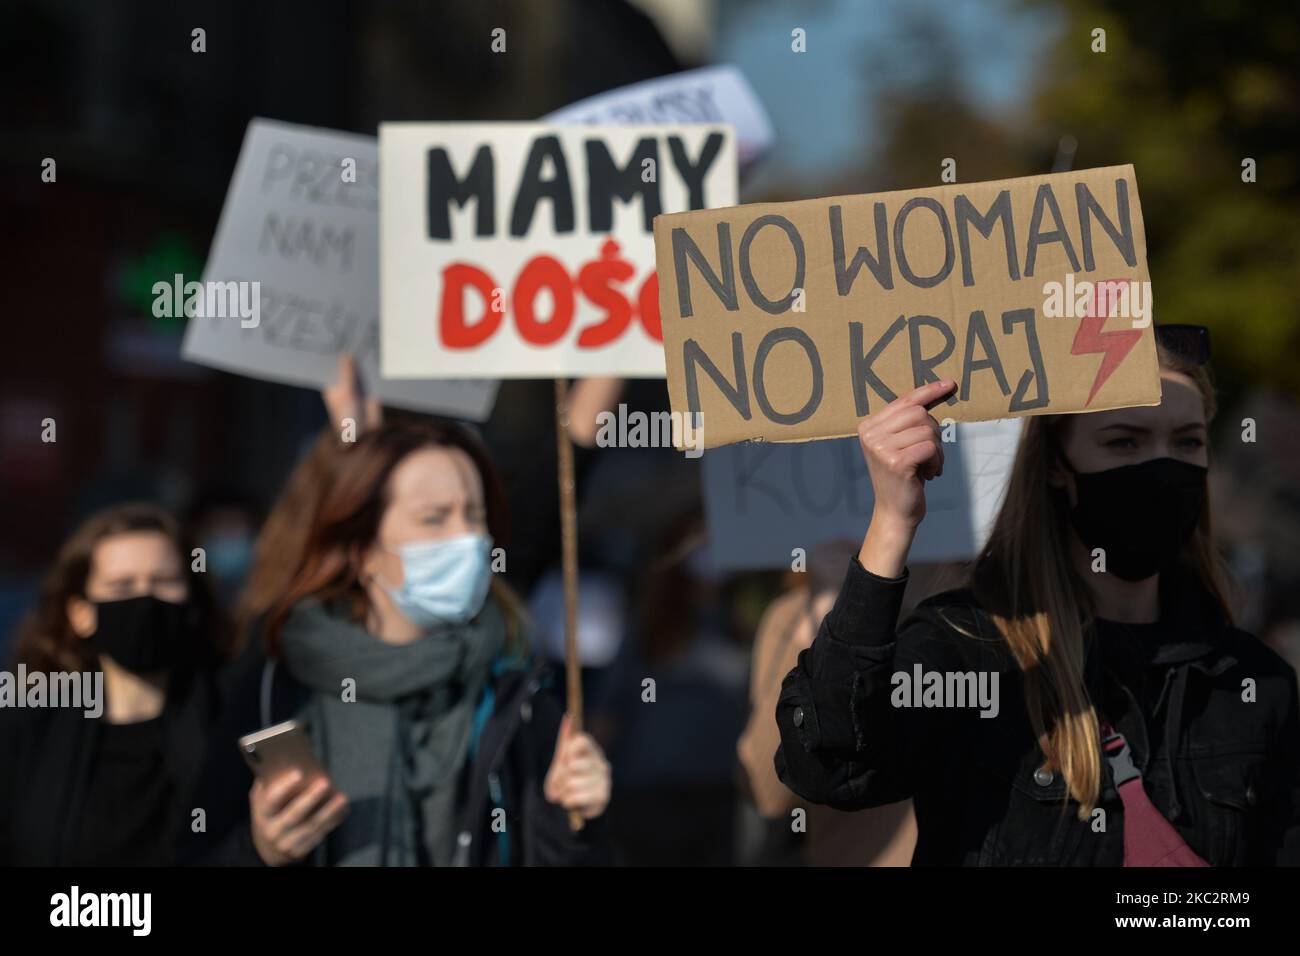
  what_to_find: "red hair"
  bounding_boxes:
[262,420,523,657]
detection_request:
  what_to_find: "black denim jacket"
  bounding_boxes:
[774,557,1300,866]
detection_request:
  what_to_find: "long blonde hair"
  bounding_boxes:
[970,344,1232,818]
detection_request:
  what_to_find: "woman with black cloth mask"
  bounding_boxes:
[188,419,611,866]
[0,503,227,865]
[776,326,1300,865]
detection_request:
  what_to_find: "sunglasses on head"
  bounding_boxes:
[1154,324,1210,367]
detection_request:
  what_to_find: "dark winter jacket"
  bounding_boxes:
[0,669,219,866]
[775,556,1300,866]
[183,634,610,867]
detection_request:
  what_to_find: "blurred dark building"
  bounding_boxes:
[0,0,685,644]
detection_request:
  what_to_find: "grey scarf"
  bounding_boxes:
[279,596,507,866]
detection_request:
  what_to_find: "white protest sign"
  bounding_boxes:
[542,65,774,168]
[182,118,499,421]
[702,419,1024,571]
[379,122,737,379]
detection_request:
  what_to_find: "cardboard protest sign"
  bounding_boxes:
[542,65,774,168]
[182,119,499,422]
[379,123,737,379]
[653,165,1161,449]
[702,419,1022,571]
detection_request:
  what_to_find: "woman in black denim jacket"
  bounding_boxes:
[776,331,1300,865]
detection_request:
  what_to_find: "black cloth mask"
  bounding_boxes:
[1063,456,1208,582]
[89,595,195,673]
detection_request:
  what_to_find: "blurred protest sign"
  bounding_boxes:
[182,118,499,421]
[379,123,737,379]
[542,65,774,168]
[703,419,1023,571]
[653,165,1160,449]
[528,569,627,668]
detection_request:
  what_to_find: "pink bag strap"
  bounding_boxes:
[1099,720,1209,867]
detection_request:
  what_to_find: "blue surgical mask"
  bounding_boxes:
[205,533,254,581]
[381,533,494,627]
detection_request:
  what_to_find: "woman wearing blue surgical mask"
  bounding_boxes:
[188,420,611,866]
[775,328,1300,865]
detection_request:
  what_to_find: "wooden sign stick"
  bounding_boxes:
[553,377,584,832]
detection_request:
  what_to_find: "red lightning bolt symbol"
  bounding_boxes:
[1070,278,1143,406]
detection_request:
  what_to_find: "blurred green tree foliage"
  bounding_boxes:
[1031,0,1300,399]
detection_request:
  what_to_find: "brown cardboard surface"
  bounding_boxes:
[653,165,1161,449]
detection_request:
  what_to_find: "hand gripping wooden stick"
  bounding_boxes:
[554,378,584,833]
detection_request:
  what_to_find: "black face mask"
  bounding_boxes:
[1062,456,1208,582]
[89,595,195,673]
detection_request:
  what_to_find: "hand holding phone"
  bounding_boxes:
[239,720,326,781]
[239,721,347,866]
